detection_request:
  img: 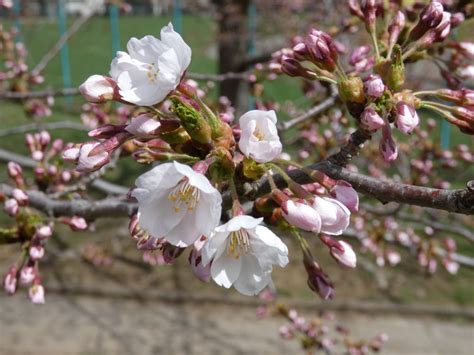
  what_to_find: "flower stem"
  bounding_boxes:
[370,24,381,61]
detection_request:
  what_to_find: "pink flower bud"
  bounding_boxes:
[329,180,359,212]
[4,198,19,217]
[361,106,385,131]
[409,1,444,41]
[7,161,22,178]
[76,142,110,172]
[32,150,44,161]
[189,236,211,283]
[79,75,117,103]
[386,250,401,266]
[35,225,53,239]
[29,245,45,261]
[450,12,465,28]
[305,29,337,71]
[364,75,385,98]
[88,124,127,139]
[379,124,398,162]
[443,259,459,275]
[328,239,357,268]
[62,146,80,162]
[28,284,45,304]
[304,261,334,300]
[395,102,419,134]
[281,200,322,232]
[3,266,17,295]
[61,216,88,231]
[388,11,406,46]
[279,325,294,339]
[19,266,36,285]
[39,130,51,147]
[11,188,28,206]
[457,65,474,80]
[312,196,350,235]
[125,114,162,138]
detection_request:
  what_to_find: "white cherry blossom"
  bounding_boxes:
[238,110,282,163]
[110,23,191,106]
[132,161,222,247]
[202,215,289,296]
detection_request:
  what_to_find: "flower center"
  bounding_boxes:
[227,229,250,259]
[167,178,200,213]
[146,62,160,82]
[253,126,264,141]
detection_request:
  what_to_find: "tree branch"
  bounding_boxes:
[0,148,128,196]
[278,85,338,130]
[0,121,87,137]
[0,184,136,219]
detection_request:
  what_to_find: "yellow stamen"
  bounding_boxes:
[167,178,200,213]
[227,229,251,259]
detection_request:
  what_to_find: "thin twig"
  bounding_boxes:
[0,121,87,137]
[278,85,338,130]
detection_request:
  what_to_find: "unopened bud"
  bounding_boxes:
[409,1,444,42]
[3,266,17,295]
[379,124,398,162]
[11,188,28,206]
[361,106,385,131]
[4,198,19,217]
[79,75,118,103]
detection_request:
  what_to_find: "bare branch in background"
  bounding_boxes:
[278,85,338,130]
[0,148,128,196]
[0,121,87,137]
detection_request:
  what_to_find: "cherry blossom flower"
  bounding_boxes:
[238,110,282,163]
[312,196,350,235]
[109,23,191,106]
[202,215,289,296]
[132,161,222,247]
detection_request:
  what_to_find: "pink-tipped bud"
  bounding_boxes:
[3,266,17,295]
[62,146,80,162]
[450,12,465,28]
[409,1,444,41]
[28,284,45,304]
[395,102,420,135]
[443,259,459,275]
[88,124,127,139]
[364,75,385,98]
[29,245,45,261]
[38,131,51,147]
[305,29,337,72]
[11,188,28,206]
[281,200,322,232]
[7,162,22,178]
[189,236,211,283]
[388,11,406,46]
[35,225,53,239]
[329,180,359,212]
[304,259,334,300]
[125,114,162,138]
[361,106,385,131]
[312,196,350,236]
[328,239,357,268]
[4,198,19,217]
[19,266,36,285]
[61,216,88,231]
[458,42,474,60]
[76,142,110,172]
[379,124,398,162]
[79,75,117,103]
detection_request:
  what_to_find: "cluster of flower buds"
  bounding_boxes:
[273,306,388,354]
[0,23,51,117]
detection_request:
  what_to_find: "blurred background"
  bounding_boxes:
[0,0,473,354]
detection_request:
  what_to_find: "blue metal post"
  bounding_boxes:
[109,4,121,57]
[440,120,451,150]
[57,0,73,106]
[247,2,257,110]
[172,0,182,33]
[12,0,22,43]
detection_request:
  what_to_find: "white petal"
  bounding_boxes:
[160,23,192,72]
[215,215,263,233]
[211,255,242,288]
[251,226,289,268]
[233,255,272,296]
[202,231,228,266]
